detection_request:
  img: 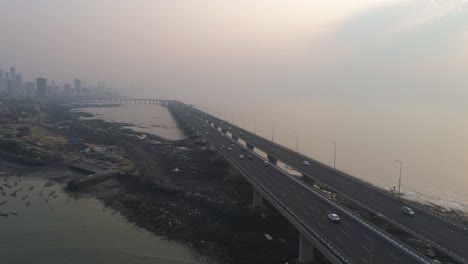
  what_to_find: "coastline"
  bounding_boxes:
[2,101,467,264]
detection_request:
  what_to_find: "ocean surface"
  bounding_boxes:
[78,102,468,212]
[0,177,199,264]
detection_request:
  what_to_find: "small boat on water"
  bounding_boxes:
[28,186,34,191]
[16,188,23,192]
[10,191,17,197]
[21,194,29,200]
[26,201,31,207]
[0,186,3,191]
[49,190,56,196]
[45,198,48,204]
[0,200,7,206]
[10,211,18,216]
[0,212,8,217]
[39,190,43,196]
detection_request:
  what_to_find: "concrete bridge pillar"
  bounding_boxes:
[299,234,315,263]
[232,135,239,142]
[267,155,278,165]
[252,188,263,208]
[246,143,255,151]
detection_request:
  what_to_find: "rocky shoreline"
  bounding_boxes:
[41,103,324,264]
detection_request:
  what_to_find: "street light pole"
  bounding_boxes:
[294,130,299,152]
[332,141,336,170]
[272,126,274,142]
[395,160,403,195]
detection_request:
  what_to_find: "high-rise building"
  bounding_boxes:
[36,77,48,97]
[9,67,16,92]
[10,67,16,81]
[7,79,14,97]
[0,70,4,96]
[24,82,36,98]
[64,83,72,97]
[74,79,82,97]
[15,74,23,96]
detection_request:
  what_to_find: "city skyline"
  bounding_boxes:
[0,0,467,105]
[0,64,116,98]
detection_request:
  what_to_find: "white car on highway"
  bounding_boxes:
[401,206,415,216]
[327,213,341,222]
[302,160,310,166]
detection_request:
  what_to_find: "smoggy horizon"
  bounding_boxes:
[1,0,467,106]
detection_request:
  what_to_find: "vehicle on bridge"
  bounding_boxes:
[402,206,415,216]
[327,213,341,222]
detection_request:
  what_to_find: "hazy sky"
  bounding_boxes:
[1,0,467,104]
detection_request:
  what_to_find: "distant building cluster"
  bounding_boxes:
[0,66,118,98]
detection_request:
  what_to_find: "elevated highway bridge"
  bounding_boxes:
[180,101,468,264]
[80,98,467,263]
[169,102,431,264]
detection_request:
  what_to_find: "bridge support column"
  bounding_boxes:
[232,135,239,142]
[246,143,255,151]
[267,155,278,165]
[299,234,315,263]
[251,188,263,208]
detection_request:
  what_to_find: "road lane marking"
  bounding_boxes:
[304,211,311,217]
[360,257,369,263]
[388,252,400,261]
[318,223,325,229]
[339,227,349,237]
[336,236,343,244]
[364,235,372,242]
[362,245,371,253]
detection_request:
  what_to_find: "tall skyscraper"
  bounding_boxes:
[24,82,35,98]
[74,79,82,97]
[15,74,23,96]
[36,77,48,97]
[9,67,16,92]
[10,67,16,81]
[0,70,4,96]
[64,83,72,97]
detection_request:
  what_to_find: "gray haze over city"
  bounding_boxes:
[1,0,468,209]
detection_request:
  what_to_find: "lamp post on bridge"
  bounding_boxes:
[254,119,257,135]
[395,160,403,195]
[293,130,299,152]
[331,141,336,170]
[271,126,274,142]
